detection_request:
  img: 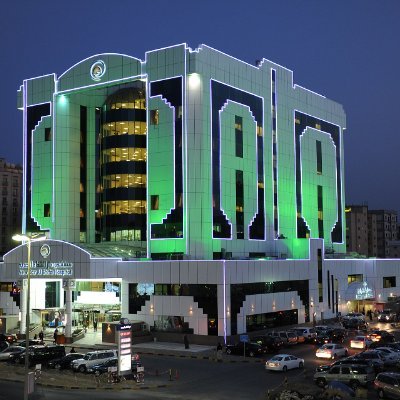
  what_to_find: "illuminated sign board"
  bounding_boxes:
[18,261,73,277]
[117,323,132,375]
[355,281,374,300]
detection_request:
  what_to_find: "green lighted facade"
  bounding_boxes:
[18,44,346,260]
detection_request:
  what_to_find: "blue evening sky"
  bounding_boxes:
[1,0,399,212]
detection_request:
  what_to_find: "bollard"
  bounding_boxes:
[266,389,270,400]
[283,376,288,388]
[169,368,172,381]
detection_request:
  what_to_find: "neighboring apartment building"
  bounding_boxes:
[346,206,398,258]
[368,210,398,258]
[0,158,22,256]
[345,205,368,256]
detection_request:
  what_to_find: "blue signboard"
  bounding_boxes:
[240,334,249,343]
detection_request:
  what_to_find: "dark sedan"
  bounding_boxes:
[314,329,346,345]
[86,358,142,376]
[225,341,266,357]
[48,353,85,369]
[252,335,284,352]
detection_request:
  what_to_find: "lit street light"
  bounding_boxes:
[12,233,46,400]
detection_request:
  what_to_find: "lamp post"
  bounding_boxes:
[13,233,46,400]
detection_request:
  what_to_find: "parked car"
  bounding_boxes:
[0,333,18,344]
[0,346,25,361]
[0,341,9,352]
[48,353,85,369]
[265,354,304,372]
[13,345,66,367]
[86,357,118,374]
[71,350,119,372]
[315,343,348,359]
[351,350,385,372]
[314,325,330,333]
[288,330,305,343]
[387,342,400,352]
[268,331,298,345]
[16,340,43,347]
[350,335,372,349]
[289,327,317,343]
[316,356,377,373]
[374,372,400,399]
[342,318,368,330]
[378,310,397,323]
[252,335,284,352]
[314,364,375,390]
[375,347,400,366]
[343,312,365,321]
[314,328,346,345]
[225,341,266,357]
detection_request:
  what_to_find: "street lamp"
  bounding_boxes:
[13,233,46,400]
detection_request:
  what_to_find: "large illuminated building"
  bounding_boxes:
[0,44,398,342]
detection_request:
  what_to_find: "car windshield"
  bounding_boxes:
[354,336,365,341]
[83,354,91,360]
[322,345,334,349]
[270,356,283,361]
[288,333,296,338]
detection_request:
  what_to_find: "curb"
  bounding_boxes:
[0,376,169,391]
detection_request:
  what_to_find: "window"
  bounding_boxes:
[383,276,396,288]
[317,185,323,238]
[45,127,52,141]
[44,203,51,217]
[316,140,322,174]
[236,170,244,239]
[235,116,243,158]
[151,195,159,210]
[150,109,159,125]
[348,274,363,284]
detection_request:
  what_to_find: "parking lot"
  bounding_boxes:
[1,316,400,399]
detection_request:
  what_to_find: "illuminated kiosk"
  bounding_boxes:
[1,44,400,343]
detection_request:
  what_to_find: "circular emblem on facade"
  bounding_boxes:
[40,244,50,258]
[90,60,106,81]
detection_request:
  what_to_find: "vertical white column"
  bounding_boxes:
[20,279,27,334]
[64,281,73,340]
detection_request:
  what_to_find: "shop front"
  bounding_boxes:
[345,281,376,314]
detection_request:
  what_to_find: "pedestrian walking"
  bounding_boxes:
[93,320,97,332]
[38,330,44,343]
[53,328,58,344]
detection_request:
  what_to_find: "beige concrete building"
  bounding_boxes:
[345,205,369,256]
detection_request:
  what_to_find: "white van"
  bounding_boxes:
[292,327,317,342]
[71,349,118,372]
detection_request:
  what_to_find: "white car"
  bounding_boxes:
[265,354,304,372]
[71,350,118,372]
[350,335,372,349]
[316,344,348,359]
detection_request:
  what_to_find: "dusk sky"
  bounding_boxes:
[1,1,399,213]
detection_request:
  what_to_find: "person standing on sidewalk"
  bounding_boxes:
[184,334,189,349]
[53,328,58,344]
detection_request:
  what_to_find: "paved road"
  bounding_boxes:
[2,320,399,399]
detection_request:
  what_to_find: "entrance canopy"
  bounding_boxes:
[345,281,375,301]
